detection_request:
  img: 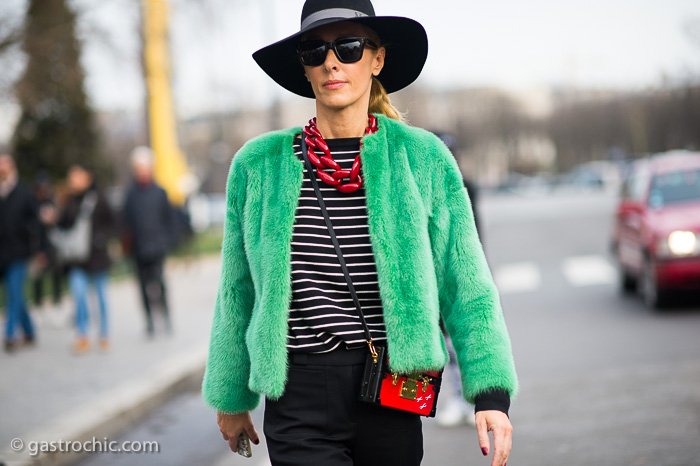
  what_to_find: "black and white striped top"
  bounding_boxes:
[287,135,387,354]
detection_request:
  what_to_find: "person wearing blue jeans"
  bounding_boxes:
[1,154,40,353]
[51,164,115,354]
[68,268,109,342]
[4,260,36,350]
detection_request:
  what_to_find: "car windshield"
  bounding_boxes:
[648,168,700,208]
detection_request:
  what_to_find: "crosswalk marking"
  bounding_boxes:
[562,255,617,286]
[493,255,617,294]
[494,262,541,293]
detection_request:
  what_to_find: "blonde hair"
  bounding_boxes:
[369,76,403,121]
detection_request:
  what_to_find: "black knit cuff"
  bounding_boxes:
[474,388,510,417]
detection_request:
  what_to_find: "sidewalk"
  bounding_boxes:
[0,256,222,466]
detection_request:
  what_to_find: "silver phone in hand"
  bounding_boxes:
[236,432,252,458]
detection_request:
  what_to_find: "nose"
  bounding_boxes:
[323,48,339,71]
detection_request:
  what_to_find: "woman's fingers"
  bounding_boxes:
[217,411,246,449]
[491,425,510,466]
[227,435,240,453]
[216,411,260,451]
[475,414,491,456]
[240,411,260,445]
[245,424,261,445]
[475,410,513,466]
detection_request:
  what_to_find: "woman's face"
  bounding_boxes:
[67,166,92,194]
[301,22,385,115]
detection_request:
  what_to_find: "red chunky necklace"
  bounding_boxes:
[302,114,378,193]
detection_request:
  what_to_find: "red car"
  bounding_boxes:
[613,151,700,308]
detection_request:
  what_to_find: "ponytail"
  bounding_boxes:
[368,76,403,121]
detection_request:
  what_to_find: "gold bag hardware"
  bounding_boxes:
[391,370,432,400]
[400,378,418,400]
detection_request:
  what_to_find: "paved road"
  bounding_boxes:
[76,191,700,466]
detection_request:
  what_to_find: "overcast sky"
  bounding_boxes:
[4,0,700,124]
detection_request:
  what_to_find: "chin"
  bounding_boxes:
[316,95,362,112]
[323,101,354,111]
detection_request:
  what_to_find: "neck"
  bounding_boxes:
[314,104,369,139]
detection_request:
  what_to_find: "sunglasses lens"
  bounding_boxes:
[298,38,367,66]
[335,39,365,63]
[298,41,327,66]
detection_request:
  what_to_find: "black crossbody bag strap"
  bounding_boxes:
[300,136,376,351]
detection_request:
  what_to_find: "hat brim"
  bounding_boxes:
[252,16,428,99]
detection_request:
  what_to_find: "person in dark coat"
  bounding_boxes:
[32,172,64,312]
[53,163,116,354]
[0,154,39,352]
[123,146,176,337]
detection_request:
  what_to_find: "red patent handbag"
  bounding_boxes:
[359,344,443,417]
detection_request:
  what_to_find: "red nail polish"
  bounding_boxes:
[481,447,488,456]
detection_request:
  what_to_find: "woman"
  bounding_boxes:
[54,164,115,353]
[202,1,517,465]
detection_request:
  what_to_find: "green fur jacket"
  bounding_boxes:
[201,113,518,414]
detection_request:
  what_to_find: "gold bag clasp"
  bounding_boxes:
[399,378,418,400]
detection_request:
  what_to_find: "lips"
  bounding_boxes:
[323,80,346,90]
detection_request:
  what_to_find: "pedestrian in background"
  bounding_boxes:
[202,1,517,465]
[122,146,176,337]
[0,154,39,353]
[47,163,116,354]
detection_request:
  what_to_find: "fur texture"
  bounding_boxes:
[201,113,518,414]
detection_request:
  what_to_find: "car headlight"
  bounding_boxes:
[667,231,697,256]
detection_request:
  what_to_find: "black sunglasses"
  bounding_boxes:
[297,37,378,67]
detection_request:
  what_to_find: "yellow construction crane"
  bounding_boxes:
[140,0,191,206]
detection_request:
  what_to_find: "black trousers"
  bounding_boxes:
[263,348,424,466]
[135,258,170,334]
[32,248,63,307]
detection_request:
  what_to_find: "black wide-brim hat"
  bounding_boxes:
[252,0,428,98]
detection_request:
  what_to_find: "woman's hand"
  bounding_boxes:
[217,410,260,452]
[475,410,512,466]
